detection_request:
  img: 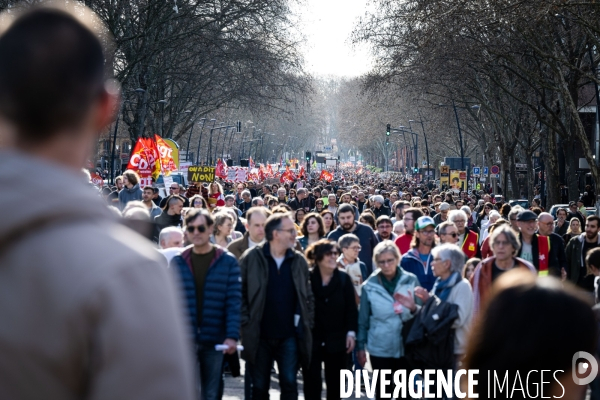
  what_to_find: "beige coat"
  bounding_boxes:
[0,150,196,400]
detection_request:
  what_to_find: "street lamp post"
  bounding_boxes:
[135,88,146,138]
[157,99,167,137]
[109,100,128,185]
[415,111,431,183]
[207,123,225,165]
[187,118,206,164]
[220,125,236,160]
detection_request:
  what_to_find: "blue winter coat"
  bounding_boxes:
[171,245,242,345]
[400,249,435,291]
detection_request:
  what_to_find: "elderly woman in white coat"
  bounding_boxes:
[395,243,474,364]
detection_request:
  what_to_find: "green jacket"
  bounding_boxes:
[239,242,315,368]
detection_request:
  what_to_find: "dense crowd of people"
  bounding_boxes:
[2,5,599,400]
[100,165,600,399]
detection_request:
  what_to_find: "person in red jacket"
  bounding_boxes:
[394,207,423,254]
[449,209,481,259]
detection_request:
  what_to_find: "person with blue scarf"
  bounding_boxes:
[397,243,474,362]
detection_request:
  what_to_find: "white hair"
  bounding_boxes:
[489,210,501,220]
[448,209,468,223]
[373,195,385,204]
[431,244,465,274]
[460,206,472,216]
[159,227,183,249]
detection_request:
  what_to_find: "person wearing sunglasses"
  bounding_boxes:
[171,208,242,400]
[438,221,459,245]
[303,239,358,400]
[160,183,190,208]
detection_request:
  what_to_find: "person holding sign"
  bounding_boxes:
[208,181,225,210]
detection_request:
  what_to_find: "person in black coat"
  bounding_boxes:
[303,239,358,400]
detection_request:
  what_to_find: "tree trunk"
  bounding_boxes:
[545,128,560,207]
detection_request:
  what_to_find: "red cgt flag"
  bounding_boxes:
[319,170,333,182]
[215,159,227,179]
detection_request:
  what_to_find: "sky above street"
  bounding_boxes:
[295,0,373,78]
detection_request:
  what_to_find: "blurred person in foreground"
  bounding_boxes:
[0,3,195,399]
[463,269,596,399]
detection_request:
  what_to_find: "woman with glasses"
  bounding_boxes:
[189,194,207,209]
[303,239,357,400]
[298,213,325,250]
[312,199,325,214]
[438,221,459,245]
[336,233,368,305]
[480,219,510,259]
[395,243,474,364]
[356,240,420,400]
[470,225,536,315]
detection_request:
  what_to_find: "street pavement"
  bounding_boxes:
[222,358,372,400]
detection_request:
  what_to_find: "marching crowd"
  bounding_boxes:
[102,167,600,400]
[1,6,598,400]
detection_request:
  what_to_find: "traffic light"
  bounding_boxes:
[305,151,311,161]
[386,124,391,136]
[413,163,418,173]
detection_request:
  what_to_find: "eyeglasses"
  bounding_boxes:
[276,228,297,236]
[325,251,339,257]
[493,240,511,247]
[377,258,397,266]
[186,225,207,233]
[442,232,458,238]
[347,246,362,251]
[420,230,436,235]
[454,220,466,224]
[170,187,179,190]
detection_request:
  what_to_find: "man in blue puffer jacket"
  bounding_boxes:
[171,208,241,400]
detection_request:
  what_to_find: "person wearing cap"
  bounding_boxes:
[400,216,437,291]
[577,198,588,217]
[433,202,450,226]
[515,210,560,277]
